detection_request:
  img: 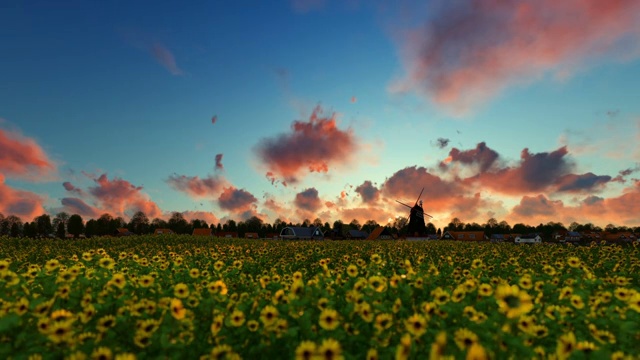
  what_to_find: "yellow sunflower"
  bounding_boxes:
[294,341,316,360]
[495,284,533,319]
[319,308,340,330]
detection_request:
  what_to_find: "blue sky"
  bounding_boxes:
[2,0,640,229]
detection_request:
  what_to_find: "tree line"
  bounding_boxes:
[0,211,637,239]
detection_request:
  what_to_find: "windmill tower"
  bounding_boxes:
[396,187,433,237]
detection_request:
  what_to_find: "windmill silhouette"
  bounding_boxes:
[396,187,433,237]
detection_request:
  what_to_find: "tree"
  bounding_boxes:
[129,211,150,235]
[313,218,323,228]
[23,222,37,238]
[393,216,408,234]
[168,212,189,234]
[67,214,84,238]
[96,213,114,236]
[332,220,344,231]
[2,215,22,236]
[10,222,21,237]
[85,219,98,237]
[52,212,70,232]
[362,220,378,234]
[224,219,237,232]
[35,214,53,237]
[56,222,66,239]
[302,219,311,227]
[450,218,464,231]
[426,222,436,234]
[349,219,361,231]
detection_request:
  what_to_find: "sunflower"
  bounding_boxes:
[357,302,374,323]
[98,257,115,270]
[517,315,535,334]
[91,347,113,360]
[346,264,358,278]
[567,256,581,268]
[317,297,329,310]
[260,305,279,327]
[495,284,533,319]
[45,259,60,272]
[374,313,393,333]
[209,280,228,296]
[48,321,73,344]
[368,276,387,292]
[451,286,466,303]
[556,331,576,360]
[229,309,245,327]
[170,298,186,320]
[518,275,533,290]
[478,284,493,297]
[0,260,9,272]
[114,353,136,360]
[570,294,585,309]
[319,308,340,330]
[405,313,427,337]
[246,319,259,332]
[365,348,379,360]
[395,334,411,360]
[173,283,189,298]
[429,332,447,360]
[317,338,344,360]
[576,341,597,353]
[110,273,126,289]
[14,297,29,316]
[96,315,116,333]
[210,314,224,335]
[370,254,382,265]
[454,328,478,350]
[295,341,316,360]
[466,342,488,360]
[627,293,640,313]
[138,275,154,288]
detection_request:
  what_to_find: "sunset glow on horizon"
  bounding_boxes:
[2,0,640,230]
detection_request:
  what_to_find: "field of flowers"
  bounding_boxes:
[0,236,639,359]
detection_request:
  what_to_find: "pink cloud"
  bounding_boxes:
[255,105,358,183]
[63,181,85,196]
[211,115,218,125]
[294,188,322,212]
[0,174,46,220]
[382,166,461,205]
[151,42,183,75]
[87,173,162,219]
[218,187,258,213]
[0,128,55,180]
[215,154,224,170]
[181,210,220,225]
[392,0,640,111]
[166,174,228,198]
[354,180,380,203]
[351,96,357,103]
[442,142,499,173]
[61,197,100,218]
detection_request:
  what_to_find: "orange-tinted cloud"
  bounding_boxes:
[218,187,258,214]
[382,166,461,204]
[87,174,162,219]
[215,154,224,170]
[294,188,322,212]
[166,174,228,198]
[467,146,612,194]
[444,142,499,173]
[0,128,55,180]
[181,210,220,225]
[211,115,218,125]
[0,174,46,220]
[392,0,640,111]
[60,197,100,218]
[354,180,380,203]
[152,42,183,75]
[255,105,358,183]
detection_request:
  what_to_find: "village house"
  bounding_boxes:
[154,228,174,235]
[192,228,213,237]
[279,226,324,240]
[441,231,487,241]
[515,234,542,244]
[216,231,239,238]
[346,229,369,240]
[244,232,259,239]
[366,226,394,240]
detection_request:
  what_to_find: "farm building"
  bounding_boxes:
[346,229,369,240]
[265,233,280,240]
[442,231,487,241]
[279,226,324,240]
[244,232,259,239]
[192,228,213,237]
[515,234,542,244]
[216,231,239,238]
[366,227,394,240]
[154,228,174,235]
[115,228,133,237]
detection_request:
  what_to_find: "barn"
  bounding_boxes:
[279,226,324,240]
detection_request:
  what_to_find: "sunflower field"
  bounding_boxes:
[0,236,639,360]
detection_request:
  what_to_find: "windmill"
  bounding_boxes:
[396,187,432,237]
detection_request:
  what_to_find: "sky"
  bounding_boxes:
[2,0,640,229]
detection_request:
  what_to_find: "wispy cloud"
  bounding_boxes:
[151,42,183,75]
[0,127,56,180]
[0,174,46,220]
[391,0,640,113]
